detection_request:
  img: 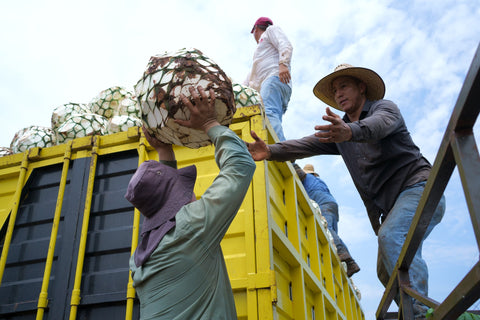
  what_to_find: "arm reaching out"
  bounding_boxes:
[314,107,352,143]
[246,130,271,161]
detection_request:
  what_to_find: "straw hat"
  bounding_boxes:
[313,64,385,110]
[303,164,318,176]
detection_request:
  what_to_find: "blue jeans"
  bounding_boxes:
[320,202,350,256]
[260,76,291,141]
[377,181,445,311]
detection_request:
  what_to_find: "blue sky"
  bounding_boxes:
[1,0,480,318]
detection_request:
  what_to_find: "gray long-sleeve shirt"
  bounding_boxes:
[269,100,431,232]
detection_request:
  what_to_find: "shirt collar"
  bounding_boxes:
[342,100,373,123]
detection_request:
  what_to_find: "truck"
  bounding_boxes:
[0,105,364,319]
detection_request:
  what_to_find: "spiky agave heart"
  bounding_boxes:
[135,48,235,148]
[10,126,56,153]
[232,83,263,109]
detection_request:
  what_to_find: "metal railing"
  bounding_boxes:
[377,42,480,320]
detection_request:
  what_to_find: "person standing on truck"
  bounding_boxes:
[293,163,360,277]
[244,16,293,142]
[126,86,256,320]
[245,64,445,318]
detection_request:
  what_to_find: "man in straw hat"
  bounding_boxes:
[245,64,445,318]
[244,16,293,142]
[127,86,256,319]
[293,163,360,277]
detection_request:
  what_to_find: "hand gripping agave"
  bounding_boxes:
[135,48,235,148]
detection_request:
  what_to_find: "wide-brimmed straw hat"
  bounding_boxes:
[303,164,319,177]
[313,64,385,110]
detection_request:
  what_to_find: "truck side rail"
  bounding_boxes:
[376,43,480,319]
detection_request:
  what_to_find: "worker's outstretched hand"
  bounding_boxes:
[246,130,271,161]
[176,86,220,133]
[314,107,352,143]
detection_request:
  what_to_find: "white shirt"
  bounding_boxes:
[244,25,293,92]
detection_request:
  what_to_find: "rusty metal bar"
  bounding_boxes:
[377,270,399,319]
[451,133,480,249]
[377,42,480,319]
[401,286,439,310]
[398,270,414,320]
[430,261,480,320]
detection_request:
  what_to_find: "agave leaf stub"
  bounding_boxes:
[135,48,235,149]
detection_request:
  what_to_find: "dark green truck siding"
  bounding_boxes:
[0,150,140,320]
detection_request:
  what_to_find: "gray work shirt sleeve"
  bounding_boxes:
[347,100,403,142]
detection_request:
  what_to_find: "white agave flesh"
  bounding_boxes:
[52,103,91,129]
[56,114,108,143]
[134,79,146,96]
[154,107,166,127]
[160,70,174,86]
[14,128,55,153]
[137,48,235,148]
[140,101,152,115]
[0,147,13,157]
[150,71,164,86]
[146,108,158,128]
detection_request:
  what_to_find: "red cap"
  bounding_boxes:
[250,17,273,33]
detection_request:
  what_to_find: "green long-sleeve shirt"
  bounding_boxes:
[130,125,256,320]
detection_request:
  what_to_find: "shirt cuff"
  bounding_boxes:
[206,124,227,140]
[348,122,362,141]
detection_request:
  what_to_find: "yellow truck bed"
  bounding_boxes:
[0,106,364,320]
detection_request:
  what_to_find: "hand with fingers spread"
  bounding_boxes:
[175,86,220,133]
[245,130,271,161]
[314,107,352,143]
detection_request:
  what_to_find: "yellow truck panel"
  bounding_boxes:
[0,106,364,319]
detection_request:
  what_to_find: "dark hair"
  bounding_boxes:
[256,24,270,32]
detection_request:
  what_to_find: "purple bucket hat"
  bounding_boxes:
[125,160,197,266]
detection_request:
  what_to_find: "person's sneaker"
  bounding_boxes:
[346,259,360,277]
